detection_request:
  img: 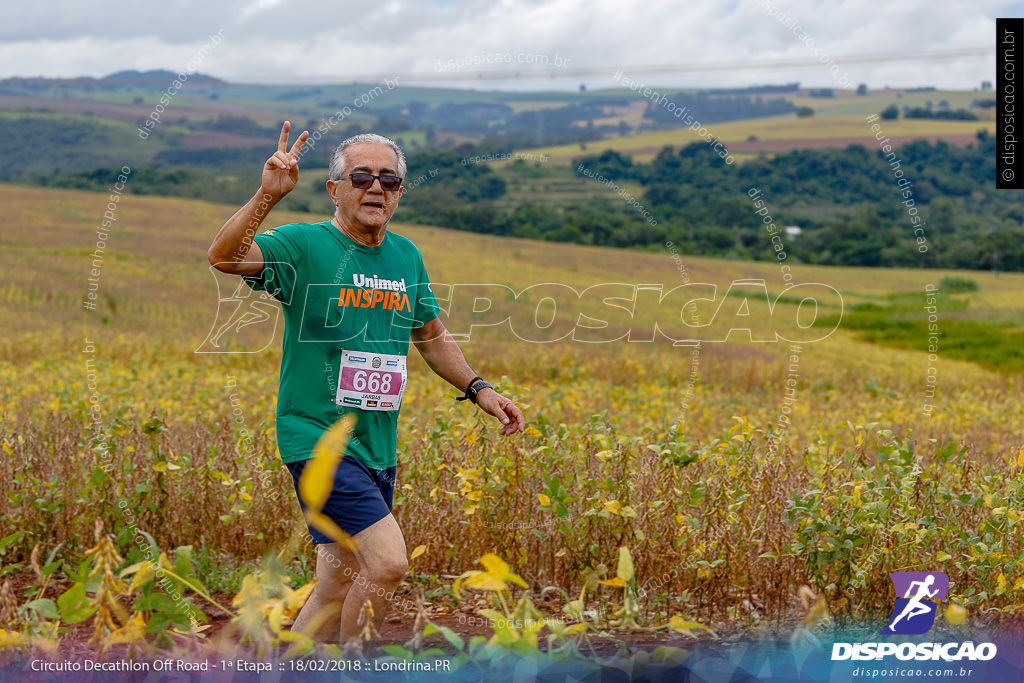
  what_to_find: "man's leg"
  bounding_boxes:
[338,513,408,643]
[291,542,360,640]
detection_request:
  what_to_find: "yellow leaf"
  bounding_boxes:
[0,629,56,656]
[668,615,713,637]
[944,603,968,626]
[616,546,635,583]
[478,608,507,624]
[603,500,621,515]
[524,426,543,438]
[232,575,260,608]
[126,562,155,593]
[597,577,626,587]
[305,510,358,551]
[452,571,472,600]
[280,629,316,659]
[118,560,149,579]
[410,545,427,561]
[268,601,286,634]
[479,557,512,577]
[522,619,546,647]
[478,553,511,578]
[0,629,24,647]
[101,613,147,648]
[300,415,356,512]
[474,553,528,590]
[1018,445,1024,468]
[555,549,566,557]
[284,581,316,614]
[595,450,615,461]
[158,552,175,572]
[464,573,508,592]
[538,493,551,507]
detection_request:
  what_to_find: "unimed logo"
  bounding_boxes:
[831,570,998,663]
[884,571,949,635]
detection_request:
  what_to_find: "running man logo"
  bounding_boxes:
[884,571,949,635]
[196,270,283,354]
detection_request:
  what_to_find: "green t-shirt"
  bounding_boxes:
[244,220,439,469]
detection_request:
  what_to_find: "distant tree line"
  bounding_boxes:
[397,134,1024,272]
[642,92,797,126]
[904,107,979,121]
[20,119,1023,272]
[879,104,979,121]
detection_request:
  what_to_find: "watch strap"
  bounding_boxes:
[456,376,490,404]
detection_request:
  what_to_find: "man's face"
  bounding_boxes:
[326,142,404,231]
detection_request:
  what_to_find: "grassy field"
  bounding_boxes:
[522,115,996,164]
[784,89,992,118]
[1,184,1023,659]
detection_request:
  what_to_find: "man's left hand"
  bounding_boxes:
[475,390,525,436]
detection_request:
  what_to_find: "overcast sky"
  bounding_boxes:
[0,0,1019,90]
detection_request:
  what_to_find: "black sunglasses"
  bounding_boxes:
[337,172,403,191]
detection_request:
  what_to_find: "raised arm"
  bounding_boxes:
[207,121,309,275]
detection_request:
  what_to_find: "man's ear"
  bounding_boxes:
[326,179,337,203]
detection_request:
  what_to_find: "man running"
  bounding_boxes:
[887,574,939,631]
[207,121,525,643]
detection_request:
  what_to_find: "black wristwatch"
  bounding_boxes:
[457,376,493,404]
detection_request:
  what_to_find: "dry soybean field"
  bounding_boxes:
[1,184,1023,662]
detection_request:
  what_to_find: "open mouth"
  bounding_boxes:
[363,201,385,210]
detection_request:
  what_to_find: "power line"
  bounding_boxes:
[310,47,994,84]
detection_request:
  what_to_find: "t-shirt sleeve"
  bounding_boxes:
[411,249,440,328]
[242,224,304,305]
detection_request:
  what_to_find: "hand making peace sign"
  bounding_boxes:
[261,121,310,200]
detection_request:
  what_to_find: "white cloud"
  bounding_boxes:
[238,0,291,23]
[0,0,1007,90]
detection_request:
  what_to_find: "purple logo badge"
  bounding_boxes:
[884,572,949,635]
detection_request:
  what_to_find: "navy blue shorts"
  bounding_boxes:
[285,456,397,544]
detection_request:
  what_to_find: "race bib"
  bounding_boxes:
[335,349,407,411]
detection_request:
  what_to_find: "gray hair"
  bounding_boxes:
[328,133,407,181]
